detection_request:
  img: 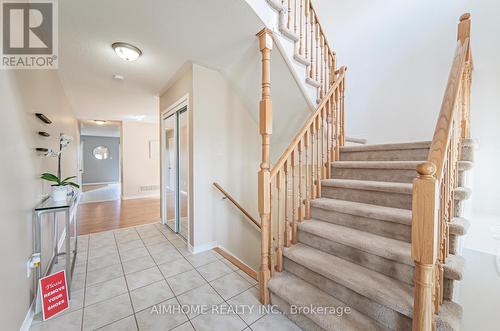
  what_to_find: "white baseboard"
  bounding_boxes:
[122,194,160,200]
[79,197,120,204]
[82,181,119,186]
[218,245,257,274]
[189,241,218,254]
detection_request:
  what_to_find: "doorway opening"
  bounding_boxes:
[79,120,122,203]
[161,98,189,241]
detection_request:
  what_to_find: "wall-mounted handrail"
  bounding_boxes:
[213,182,260,229]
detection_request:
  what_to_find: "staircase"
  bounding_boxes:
[268,141,472,330]
[252,2,474,330]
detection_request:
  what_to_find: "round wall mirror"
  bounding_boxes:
[93,146,109,160]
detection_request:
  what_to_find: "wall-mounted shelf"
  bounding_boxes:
[36,148,48,153]
[35,113,52,124]
[38,131,50,137]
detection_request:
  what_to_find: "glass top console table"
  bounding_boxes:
[33,192,79,313]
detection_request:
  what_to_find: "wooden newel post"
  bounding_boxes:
[412,162,439,331]
[257,28,273,305]
[458,13,472,140]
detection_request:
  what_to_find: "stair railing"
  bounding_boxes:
[279,0,337,98]
[412,13,472,331]
[256,24,345,302]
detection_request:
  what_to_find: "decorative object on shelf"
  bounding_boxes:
[35,113,52,124]
[40,173,79,201]
[38,131,50,137]
[40,133,79,201]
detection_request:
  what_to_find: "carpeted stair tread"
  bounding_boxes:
[284,244,414,317]
[332,160,422,169]
[443,255,465,281]
[449,217,470,236]
[322,179,413,195]
[311,198,412,226]
[458,160,474,171]
[298,220,412,265]
[436,300,463,331]
[268,271,389,331]
[340,141,431,152]
[453,187,472,201]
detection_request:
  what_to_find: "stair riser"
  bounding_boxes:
[454,200,467,218]
[311,206,411,242]
[444,279,455,301]
[461,144,474,162]
[270,293,325,331]
[284,258,412,330]
[298,231,414,285]
[332,168,418,183]
[340,148,429,161]
[321,186,413,210]
[449,234,459,255]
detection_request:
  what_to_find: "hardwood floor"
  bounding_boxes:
[76,198,160,235]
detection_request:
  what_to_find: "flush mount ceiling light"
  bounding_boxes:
[112,42,142,61]
[94,120,107,125]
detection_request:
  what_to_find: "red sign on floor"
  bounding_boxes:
[39,270,69,320]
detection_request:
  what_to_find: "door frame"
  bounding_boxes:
[160,94,191,242]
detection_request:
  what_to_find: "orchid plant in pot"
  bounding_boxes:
[40,133,80,201]
[41,173,80,201]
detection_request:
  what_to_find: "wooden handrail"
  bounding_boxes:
[213,182,260,229]
[270,66,346,179]
[308,3,334,56]
[427,38,469,180]
[412,13,472,331]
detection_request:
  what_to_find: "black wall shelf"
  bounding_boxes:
[38,131,50,137]
[35,113,52,124]
[36,148,48,153]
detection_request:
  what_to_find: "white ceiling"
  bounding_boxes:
[80,120,121,137]
[58,0,263,123]
[58,0,309,145]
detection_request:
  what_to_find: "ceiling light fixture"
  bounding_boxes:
[112,42,142,62]
[94,120,107,125]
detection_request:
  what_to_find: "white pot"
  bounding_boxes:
[51,185,68,202]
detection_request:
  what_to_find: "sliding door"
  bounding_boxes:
[162,106,188,240]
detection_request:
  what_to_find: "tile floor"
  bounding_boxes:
[30,222,302,331]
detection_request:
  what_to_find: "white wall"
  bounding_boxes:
[121,121,160,199]
[159,63,261,269]
[81,135,120,184]
[0,70,79,330]
[314,0,500,252]
[192,64,261,268]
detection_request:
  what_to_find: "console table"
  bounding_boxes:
[33,192,79,313]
